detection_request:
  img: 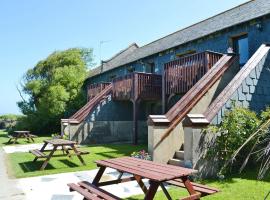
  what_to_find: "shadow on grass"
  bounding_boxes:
[58,159,80,168]
[94,151,120,159]
[19,161,56,172]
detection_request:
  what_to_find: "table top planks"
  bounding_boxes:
[14,130,30,134]
[44,139,76,146]
[95,157,197,182]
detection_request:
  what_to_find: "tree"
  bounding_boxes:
[17,48,93,134]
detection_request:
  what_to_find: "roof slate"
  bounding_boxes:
[89,0,270,78]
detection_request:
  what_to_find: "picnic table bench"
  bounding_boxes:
[30,139,89,170]
[7,131,37,144]
[68,157,219,200]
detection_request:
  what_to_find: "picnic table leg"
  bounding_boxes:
[160,183,172,200]
[33,142,48,162]
[13,136,18,144]
[117,171,123,180]
[63,146,72,158]
[24,133,31,142]
[134,175,148,194]
[40,146,57,170]
[30,135,35,142]
[181,176,200,200]
[92,166,106,186]
[71,145,85,165]
[144,180,160,200]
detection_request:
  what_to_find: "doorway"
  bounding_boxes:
[233,34,249,67]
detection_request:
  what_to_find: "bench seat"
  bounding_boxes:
[30,149,48,158]
[68,181,121,200]
[167,179,219,197]
[28,134,38,138]
[76,150,90,155]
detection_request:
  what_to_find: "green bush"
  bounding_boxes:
[206,106,261,175]
[0,114,25,131]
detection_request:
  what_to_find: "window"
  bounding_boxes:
[233,34,249,66]
[146,62,156,73]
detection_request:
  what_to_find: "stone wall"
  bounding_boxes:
[65,120,147,144]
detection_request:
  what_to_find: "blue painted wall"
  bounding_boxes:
[212,51,270,125]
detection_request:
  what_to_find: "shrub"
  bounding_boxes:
[206,106,261,175]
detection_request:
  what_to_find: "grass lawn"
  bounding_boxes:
[3,129,270,199]
[128,170,270,200]
[0,129,50,146]
[7,144,146,178]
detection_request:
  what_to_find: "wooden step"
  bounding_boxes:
[168,158,185,167]
[175,150,184,160]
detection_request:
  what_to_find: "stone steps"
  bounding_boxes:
[175,150,184,160]
[168,145,185,167]
[168,158,185,167]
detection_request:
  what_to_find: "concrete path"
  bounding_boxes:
[17,168,148,200]
[3,143,71,154]
[0,148,26,200]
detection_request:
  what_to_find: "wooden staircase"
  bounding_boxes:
[69,83,113,123]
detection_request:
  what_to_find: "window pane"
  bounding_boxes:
[238,37,249,65]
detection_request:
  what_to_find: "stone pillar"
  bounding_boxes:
[183,114,209,168]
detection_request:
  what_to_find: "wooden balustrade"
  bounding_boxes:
[112,72,162,101]
[165,51,223,95]
[87,82,111,101]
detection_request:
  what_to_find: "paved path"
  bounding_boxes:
[3,143,70,154]
[18,168,148,200]
[0,148,26,200]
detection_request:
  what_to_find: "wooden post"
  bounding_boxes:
[133,100,138,145]
[162,68,166,114]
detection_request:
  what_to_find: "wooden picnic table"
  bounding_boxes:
[30,139,88,170]
[8,130,37,144]
[68,157,219,199]
[92,157,199,199]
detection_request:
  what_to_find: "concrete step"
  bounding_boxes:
[175,150,184,160]
[168,158,185,167]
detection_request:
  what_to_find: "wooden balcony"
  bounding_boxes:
[165,51,223,95]
[112,72,162,101]
[87,82,111,101]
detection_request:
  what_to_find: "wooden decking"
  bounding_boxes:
[112,72,162,101]
[164,51,223,95]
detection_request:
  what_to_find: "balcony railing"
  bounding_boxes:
[164,51,223,95]
[87,82,111,101]
[112,72,162,101]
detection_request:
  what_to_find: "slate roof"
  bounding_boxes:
[89,43,139,77]
[89,0,270,78]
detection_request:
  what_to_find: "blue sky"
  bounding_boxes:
[0,0,248,115]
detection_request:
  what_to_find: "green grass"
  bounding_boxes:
[7,144,146,178]
[3,129,270,199]
[0,129,50,146]
[128,171,270,200]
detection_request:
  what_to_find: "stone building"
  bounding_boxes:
[62,0,270,170]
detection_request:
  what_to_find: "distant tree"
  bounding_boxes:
[17,48,93,134]
[0,114,24,131]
